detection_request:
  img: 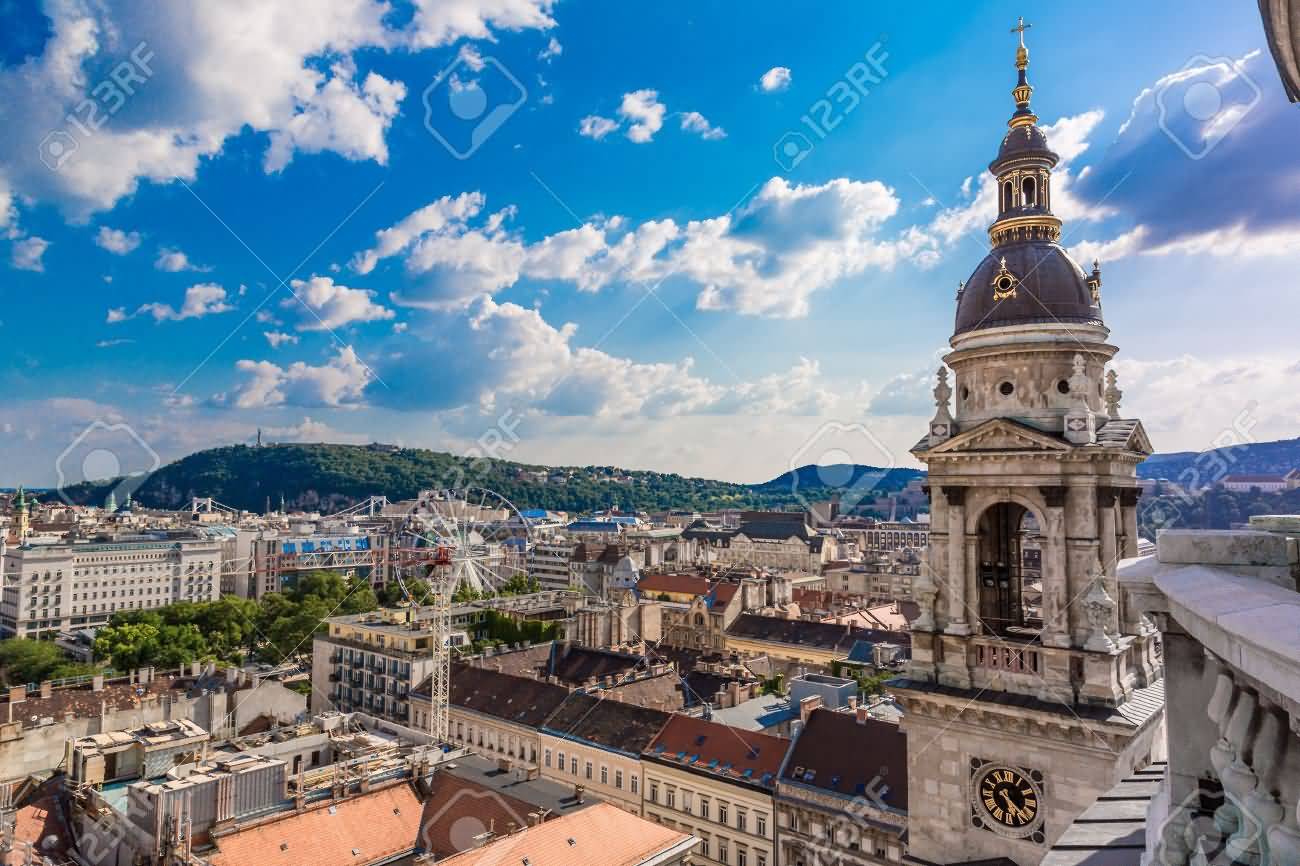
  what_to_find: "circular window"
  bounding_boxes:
[996,276,1014,292]
[1057,380,1070,395]
[999,381,1014,396]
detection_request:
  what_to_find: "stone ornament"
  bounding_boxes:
[1104,369,1122,419]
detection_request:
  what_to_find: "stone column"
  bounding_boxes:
[1097,487,1118,575]
[1119,488,1140,558]
[942,487,971,635]
[1039,486,1070,648]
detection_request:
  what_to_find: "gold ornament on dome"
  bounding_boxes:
[990,257,1019,301]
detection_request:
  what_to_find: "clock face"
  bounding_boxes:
[977,766,1039,828]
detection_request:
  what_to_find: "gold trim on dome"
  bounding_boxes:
[991,257,1020,301]
[988,214,1062,246]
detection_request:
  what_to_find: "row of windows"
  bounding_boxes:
[651,813,766,866]
[543,748,638,793]
[647,781,767,837]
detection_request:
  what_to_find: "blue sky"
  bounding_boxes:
[1,0,1297,488]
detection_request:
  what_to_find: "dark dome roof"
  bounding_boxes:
[955,242,1102,335]
[993,123,1057,167]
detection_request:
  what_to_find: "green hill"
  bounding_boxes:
[57,443,922,516]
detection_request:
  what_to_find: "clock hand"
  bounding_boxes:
[998,789,1026,821]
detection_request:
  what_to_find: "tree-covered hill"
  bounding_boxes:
[56,443,923,515]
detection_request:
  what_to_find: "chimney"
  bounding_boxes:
[91,675,104,692]
[728,680,741,706]
[574,784,585,804]
[799,694,823,724]
[39,681,53,700]
[847,694,859,711]
[7,685,25,704]
[856,704,870,725]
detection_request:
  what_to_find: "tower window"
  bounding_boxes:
[1057,380,1070,395]
[998,381,1015,396]
[1002,181,1013,212]
[1021,176,1036,207]
[961,386,970,401]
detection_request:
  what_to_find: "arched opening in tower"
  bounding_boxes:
[1020,175,1036,208]
[975,502,1043,635]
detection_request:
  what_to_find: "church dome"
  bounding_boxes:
[993,122,1056,167]
[955,242,1101,335]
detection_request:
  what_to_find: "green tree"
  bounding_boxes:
[0,638,94,685]
[94,623,163,670]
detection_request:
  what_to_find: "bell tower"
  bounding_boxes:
[893,20,1166,866]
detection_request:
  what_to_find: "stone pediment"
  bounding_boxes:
[928,418,1072,455]
[1096,418,1154,456]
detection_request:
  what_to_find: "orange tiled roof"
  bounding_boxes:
[206,783,423,866]
[436,802,693,866]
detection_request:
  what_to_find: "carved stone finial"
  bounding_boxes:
[1082,559,1117,652]
[933,367,952,406]
[1104,369,1122,419]
[927,367,956,447]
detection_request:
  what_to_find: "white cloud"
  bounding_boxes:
[758,66,792,93]
[154,247,209,273]
[266,416,369,444]
[403,0,556,49]
[95,226,142,254]
[263,61,406,173]
[225,344,373,409]
[620,89,666,143]
[113,282,235,322]
[456,43,486,72]
[283,275,394,330]
[684,176,922,317]
[1112,354,1299,452]
[352,175,937,318]
[0,1,556,219]
[370,297,839,419]
[679,111,726,141]
[578,115,619,140]
[264,331,300,348]
[11,236,49,271]
[539,36,562,62]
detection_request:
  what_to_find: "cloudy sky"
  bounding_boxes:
[1,0,1297,488]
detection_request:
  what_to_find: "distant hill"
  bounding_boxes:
[1137,436,1300,483]
[48,435,1300,520]
[56,443,919,517]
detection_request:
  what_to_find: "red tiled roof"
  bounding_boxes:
[437,802,692,866]
[644,714,788,788]
[417,772,549,859]
[637,573,710,596]
[206,783,423,866]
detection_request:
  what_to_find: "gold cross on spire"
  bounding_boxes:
[1011,16,1032,48]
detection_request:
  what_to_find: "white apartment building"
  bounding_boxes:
[528,538,579,590]
[0,536,222,638]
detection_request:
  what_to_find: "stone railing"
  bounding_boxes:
[1116,518,1300,866]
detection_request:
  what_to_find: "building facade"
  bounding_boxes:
[1,535,221,638]
[642,716,786,866]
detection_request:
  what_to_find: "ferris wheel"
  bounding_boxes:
[397,487,532,599]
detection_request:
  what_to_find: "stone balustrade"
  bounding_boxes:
[1102,518,1300,866]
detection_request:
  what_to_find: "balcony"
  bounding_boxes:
[1051,520,1300,866]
